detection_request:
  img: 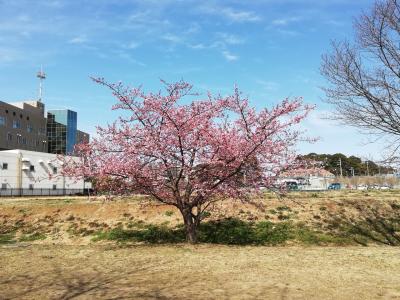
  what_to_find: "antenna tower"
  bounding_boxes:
[36,66,46,102]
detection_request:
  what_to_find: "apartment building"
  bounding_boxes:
[0,100,48,152]
[0,99,90,155]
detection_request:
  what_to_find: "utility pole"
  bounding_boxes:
[338,158,343,177]
[350,167,355,177]
[36,66,46,102]
[366,161,370,176]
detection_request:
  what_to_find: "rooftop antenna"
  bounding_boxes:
[36,65,46,102]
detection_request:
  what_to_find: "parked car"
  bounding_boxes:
[356,184,368,190]
[379,185,391,190]
[285,181,299,191]
[328,183,341,190]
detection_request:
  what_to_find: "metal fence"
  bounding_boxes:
[0,188,92,197]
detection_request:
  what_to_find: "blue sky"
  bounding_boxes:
[0,0,382,159]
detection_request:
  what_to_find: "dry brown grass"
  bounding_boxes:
[1,191,400,299]
[0,190,399,245]
[1,244,400,299]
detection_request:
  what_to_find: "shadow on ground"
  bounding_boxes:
[93,202,400,246]
[92,218,349,246]
[326,200,400,246]
[0,262,178,299]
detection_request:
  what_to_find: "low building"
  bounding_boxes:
[280,169,335,190]
[0,149,91,196]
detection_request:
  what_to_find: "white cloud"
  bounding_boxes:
[216,32,244,45]
[276,29,301,36]
[127,10,171,29]
[184,23,201,35]
[222,50,238,61]
[162,33,182,43]
[271,16,302,26]
[222,7,261,22]
[115,50,146,66]
[126,42,140,49]
[200,5,261,23]
[324,19,345,27]
[68,35,88,44]
[188,43,207,49]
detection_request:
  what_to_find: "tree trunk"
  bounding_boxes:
[181,208,198,244]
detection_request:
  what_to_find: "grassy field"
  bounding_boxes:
[1,244,400,299]
[1,190,400,299]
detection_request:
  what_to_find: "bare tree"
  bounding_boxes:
[321,0,400,162]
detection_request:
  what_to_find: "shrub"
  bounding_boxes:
[0,232,16,245]
[254,221,293,245]
[93,225,185,244]
[198,218,255,245]
[201,211,211,219]
[276,206,291,212]
[277,214,291,221]
[91,218,357,246]
[19,232,46,242]
[165,211,174,217]
[390,203,400,210]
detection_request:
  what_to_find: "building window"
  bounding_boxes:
[22,137,26,145]
[53,167,57,174]
[39,128,46,135]
[27,116,29,121]
[2,163,8,170]
[16,135,22,144]
[12,120,21,129]
[29,165,35,172]
[0,116,5,126]
[5,110,8,114]
[29,184,34,190]
[27,124,33,133]
[1,183,7,190]
[7,133,12,141]
[20,114,23,119]
[52,184,57,190]
[12,112,15,116]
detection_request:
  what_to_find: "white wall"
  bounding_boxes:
[0,149,91,191]
[0,151,18,190]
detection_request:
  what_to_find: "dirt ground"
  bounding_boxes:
[1,191,400,299]
[0,190,399,245]
[1,244,399,300]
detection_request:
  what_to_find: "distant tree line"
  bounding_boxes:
[301,153,394,177]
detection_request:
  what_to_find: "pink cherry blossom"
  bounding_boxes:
[62,78,314,243]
